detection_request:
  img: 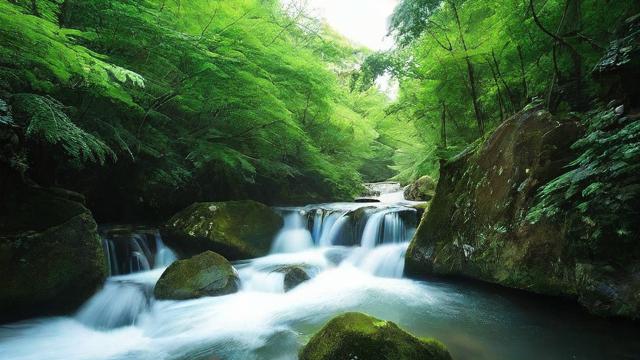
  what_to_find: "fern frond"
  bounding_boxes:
[12,93,115,165]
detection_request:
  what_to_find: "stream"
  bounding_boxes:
[1,186,639,360]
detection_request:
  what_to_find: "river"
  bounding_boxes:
[1,186,639,359]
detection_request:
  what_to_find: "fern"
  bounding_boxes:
[528,107,640,248]
[12,94,115,165]
[106,64,145,88]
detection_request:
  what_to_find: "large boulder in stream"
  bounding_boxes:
[299,312,452,360]
[405,105,640,319]
[0,185,107,322]
[154,251,239,300]
[404,175,437,201]
[161,201,283,260]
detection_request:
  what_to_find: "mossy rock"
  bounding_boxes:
[280,265,311,291]
[300,312,452,360]
[0,186,107,323]
[161,201,283,260]
[154,251,239,300]
[404,176,437,201]
[403,107,640,319]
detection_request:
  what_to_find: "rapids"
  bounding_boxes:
[1,185,639,359]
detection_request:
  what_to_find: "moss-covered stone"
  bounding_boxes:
[154,251,239,300]
[0,185,107,323]
[300,312,452,360]
[405,106,640,319]
[404,175,437,201]
[161,201,283,260]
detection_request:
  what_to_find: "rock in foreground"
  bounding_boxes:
[300,312,452,360]
[0,186,107,322]
[154,251,239,300]
[161,201,283,260]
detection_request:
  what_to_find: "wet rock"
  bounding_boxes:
[299,312,452,360]
[404,175,437,201]
[281,265,310,291]
[405,106,640,319]
[161,201,283,260]
[154,251,239,300]
[0,186,107,322]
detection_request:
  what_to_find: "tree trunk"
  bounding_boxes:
[517,45,528,106]
[30,0,40,16]
[486,58,506,120]
[491,49,516,113]
[441,102,447,148]
[450,1,484,135]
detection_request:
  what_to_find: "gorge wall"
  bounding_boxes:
[405,105,639,319]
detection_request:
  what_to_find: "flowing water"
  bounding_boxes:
[1,186,639,360]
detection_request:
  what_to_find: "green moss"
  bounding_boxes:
[0,186,107,322]
[162,201,283,260]
[154,251,239,300]
[404,175,437,201]
[300,312,452,360]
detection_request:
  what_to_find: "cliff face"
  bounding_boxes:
[405,107,639,319]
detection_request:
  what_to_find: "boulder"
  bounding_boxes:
[281,265,310,291]
[161,201,283,260]
[299,312,452,360]
[0,186,107,322]
[404,175,437,201]
[154,251,239,300]
[404,107,640,318]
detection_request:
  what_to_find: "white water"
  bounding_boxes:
[1,187,639,359]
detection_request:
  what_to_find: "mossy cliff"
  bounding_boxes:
[299,312,452,360]
[161,201,283,260]
[406,105,639,319]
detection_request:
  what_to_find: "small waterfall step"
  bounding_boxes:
[100,225,177,276]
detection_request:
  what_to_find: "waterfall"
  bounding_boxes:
[75,228,178,330]
[311,209,324,241]
[316,211,343,246]
[322,213,350,246]
[344,243,409,278]
[271,210,314,254]
[101,228,177,276]
[76,281,150,329]
[5,191,637,360]
[154,231,177,268]
[267,203,417,279]
[361,209,416,248]
[361,210,387,248]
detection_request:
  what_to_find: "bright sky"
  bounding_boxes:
[304,0,399,51]
[283,0,401,98]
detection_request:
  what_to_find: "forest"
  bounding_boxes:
[0,0,639,359]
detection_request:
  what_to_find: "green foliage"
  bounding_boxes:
[363,0,640,183]
[0,0,404,218]
[11,94,115,165]
[528,108,640,253]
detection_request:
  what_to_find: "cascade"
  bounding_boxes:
[100,227,177,276]
[2,188,636,360]
[270,210,314,254]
